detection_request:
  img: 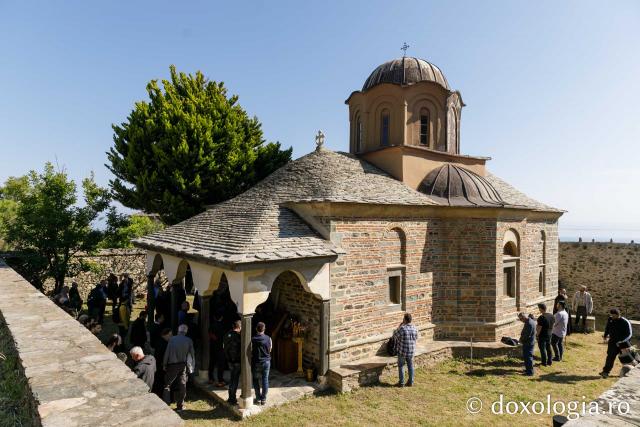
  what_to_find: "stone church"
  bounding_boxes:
[134,56,563,407]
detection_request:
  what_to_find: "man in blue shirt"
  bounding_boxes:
[393,313,418,387]
[519,312,537,376]
[251,322,272,405]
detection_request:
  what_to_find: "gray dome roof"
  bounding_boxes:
[362,57,449,92]
[418,164,504,207]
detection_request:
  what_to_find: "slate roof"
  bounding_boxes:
[133,149,561,268]
[485,173,563,213]
[133,150,437,268]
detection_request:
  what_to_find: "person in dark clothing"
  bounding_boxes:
[209,310,228,387]
[600,308,633,378]
[130,311,148,349]
[118,274,133,307]
[518,312,536,376]
[223,320,242,405]
[130,346,156,391]
[107,273,119,307]
[152,328,172,397]
[149,313,165,351]
[87,281,107,324]
[251,321,272,405]
[155,285,170,321]
[536,303,554,366]
[68,281,83,312]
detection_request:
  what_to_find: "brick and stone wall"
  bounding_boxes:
[0,260,182,426]
[324,213,560,364]
[326,217,434,364]
[271,271,322,368]
[495,219,559,339]
[559,242,640,318]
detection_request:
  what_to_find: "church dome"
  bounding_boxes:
[362,57,450,92]
[418,164,504,206]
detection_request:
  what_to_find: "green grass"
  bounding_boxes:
[0,316,36,427]
[179,333,619,426]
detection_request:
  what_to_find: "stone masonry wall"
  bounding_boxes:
[430,217,499,341]
[41,249,148,299]
[559,242,640,318]
[271,271,321,368]
[0,260,182,427]
[495,219,559,339]
[327,218,433,364]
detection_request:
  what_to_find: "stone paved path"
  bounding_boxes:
[194,369,321,418]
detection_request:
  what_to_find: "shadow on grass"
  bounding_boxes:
[466,368,519,377]
[535,373,602,384]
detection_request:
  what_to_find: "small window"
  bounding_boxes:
[419,114,429,145]
[381,111,390,146]
[356,117,362,151]
[538,270,544,293]
[389,275,401,304]
[504,267,516,298]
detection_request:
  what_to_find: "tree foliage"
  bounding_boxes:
[99,211,165,249]
[0,176,30,250]
[107,65,292,224]
[3,163,110,292]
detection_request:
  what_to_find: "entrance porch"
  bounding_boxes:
[144,250,334,412]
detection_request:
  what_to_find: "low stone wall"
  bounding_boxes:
[559,242,640,318]
[564,366,640,426]
[0,260,182,426]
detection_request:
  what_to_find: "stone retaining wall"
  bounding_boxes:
[559,242,640,318]
[0,260,183,427]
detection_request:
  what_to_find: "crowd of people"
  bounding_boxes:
[51,272,278,411]
[518,286,635,378]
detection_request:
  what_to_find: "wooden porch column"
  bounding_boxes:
[319,299,330,376]
[239,313,254,409]
[198,295,211,381]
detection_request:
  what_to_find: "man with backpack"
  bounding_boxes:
[393,313,418,387]
[223,320,242,406]
[600,308,633,378]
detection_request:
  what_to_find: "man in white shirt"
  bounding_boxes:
[572,285,593,333]
[552,300,569,362]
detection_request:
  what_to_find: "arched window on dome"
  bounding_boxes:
[380,110,390,147]
[355,114,363,152]
[419,110,429,146]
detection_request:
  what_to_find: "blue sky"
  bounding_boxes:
[1,1,639,241]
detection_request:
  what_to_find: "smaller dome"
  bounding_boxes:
[362,57,449,92]
[418,164,504,206]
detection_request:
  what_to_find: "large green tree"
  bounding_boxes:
[107,65,292,224]
[98,211,165,249]
[4,164,111,292]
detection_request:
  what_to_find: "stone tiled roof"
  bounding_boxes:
[133,150,436,267]
[133,150,560,267]
[485,172,562,212]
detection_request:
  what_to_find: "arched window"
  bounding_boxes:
[419,111,429,146]
[380,110,390,147]
[502,229,520,300]
[383,227,406,309]
[355,115,363,152]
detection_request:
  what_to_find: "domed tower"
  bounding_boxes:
[346,56,488,190]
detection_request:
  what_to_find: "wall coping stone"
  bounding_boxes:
[0,260,183,427]
[564,366,640,426]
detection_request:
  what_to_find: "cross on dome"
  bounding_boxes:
[315,130,325,151]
